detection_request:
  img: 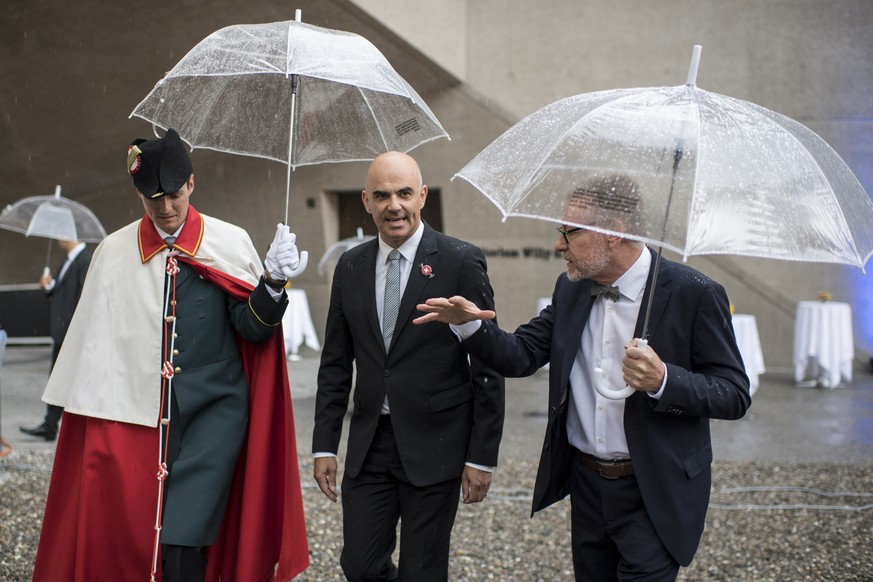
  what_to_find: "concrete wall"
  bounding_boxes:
[1,0,871,370]
[353,0,468,80]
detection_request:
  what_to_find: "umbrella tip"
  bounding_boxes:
[295,8,302,22]
[686,45,702,86]
[54,185,62,198]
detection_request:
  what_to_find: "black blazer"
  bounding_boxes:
[463,248,751,565]
[47,248,92,346]
[313,224,505,486]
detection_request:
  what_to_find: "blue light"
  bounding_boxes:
[850,267,873,356]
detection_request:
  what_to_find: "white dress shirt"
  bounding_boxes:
[566,248,652,460]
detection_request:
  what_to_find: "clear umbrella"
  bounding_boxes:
[0,185,107,274]
[0,185,107,243]
[455,45,873,399]
[131,11,449,225]
[317,227,375,275]
[456,46,873,270]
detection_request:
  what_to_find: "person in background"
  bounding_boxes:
[312,151,505,581]
[20,237,91,441]
[415,174,751,581]
[31,128,310,582]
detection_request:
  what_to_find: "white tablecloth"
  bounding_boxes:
[731,314,765,396]
[793,301,853,388]
[282,289,321,358]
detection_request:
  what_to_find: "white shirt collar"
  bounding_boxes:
[66,242,87,261]
[377,221,425,264]
[612,246,651,302]
[154,223,185,241]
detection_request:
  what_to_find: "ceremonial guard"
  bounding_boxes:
[32,129,310,582]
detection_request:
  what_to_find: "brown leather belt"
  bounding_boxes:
[577,450,634,479]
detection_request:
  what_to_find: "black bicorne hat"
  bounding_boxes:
[127,128,193,198]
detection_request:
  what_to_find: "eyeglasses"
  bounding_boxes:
[556,226,584,245]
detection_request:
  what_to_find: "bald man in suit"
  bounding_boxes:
[312,152,505,581]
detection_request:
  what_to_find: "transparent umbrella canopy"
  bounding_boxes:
[0,185,107,273]
[0,185,107,244]
[317,227,375,275]
[455,45,873,400]
[455,46,873,270]
[131,11,449,224]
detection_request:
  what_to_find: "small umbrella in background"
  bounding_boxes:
[131,10,449,226]
[0,184,107,271]
[455,45,873,399]
[317,227,375,275]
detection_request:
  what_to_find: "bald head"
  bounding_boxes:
[365,152,422,190]
[362,151,428,248]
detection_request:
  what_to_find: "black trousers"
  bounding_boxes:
[162,544,207,582]
[43,344,64,431]
[569,450,679,582]
[340,415,462,582]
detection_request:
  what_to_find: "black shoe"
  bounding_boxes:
[19,423,57,441]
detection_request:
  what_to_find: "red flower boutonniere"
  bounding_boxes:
[420,263,434,278]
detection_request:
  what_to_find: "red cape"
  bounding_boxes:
[33,254,309,581]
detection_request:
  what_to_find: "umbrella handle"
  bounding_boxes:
[592,338,648,400]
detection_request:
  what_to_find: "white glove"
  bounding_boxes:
[264,223,308,280]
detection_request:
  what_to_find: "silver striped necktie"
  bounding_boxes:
[382,249,401,350]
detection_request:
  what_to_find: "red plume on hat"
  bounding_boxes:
[127,128,193,198]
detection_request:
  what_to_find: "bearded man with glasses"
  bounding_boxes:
[414,174,750,581]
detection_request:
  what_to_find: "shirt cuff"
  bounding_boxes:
[465,462,493,473]
[266,284,285,301]
[450,319,482,341]
[647,363,669,400]
[313,452,336,458]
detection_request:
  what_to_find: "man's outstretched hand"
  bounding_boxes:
[413,296,496,325]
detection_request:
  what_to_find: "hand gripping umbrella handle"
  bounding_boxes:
[592,339,648,400]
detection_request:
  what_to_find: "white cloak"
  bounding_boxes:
[42,213,264,427]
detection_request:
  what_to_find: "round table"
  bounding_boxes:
[731,314,765,396]
[282,288,321,359]
[793,301,853,388]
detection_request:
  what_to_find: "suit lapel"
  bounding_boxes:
[55,251,83,289]
[559,279,595,398]
[358,239,382,346]
[634,247,671,342]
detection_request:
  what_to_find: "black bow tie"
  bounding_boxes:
[591,283,620,301]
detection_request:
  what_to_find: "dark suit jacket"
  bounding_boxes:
[313,224,505,487]
[47,248,92,350]
[463,248,751,565]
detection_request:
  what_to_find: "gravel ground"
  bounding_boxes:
[2,449,871,581]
